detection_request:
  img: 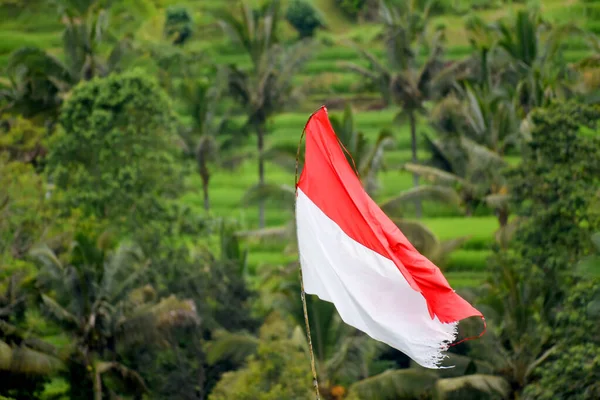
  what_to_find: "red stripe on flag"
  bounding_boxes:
[297,106,482,324]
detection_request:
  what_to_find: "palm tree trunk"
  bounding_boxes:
[257,123,266,228]
[409,111,422,218]
[93,370,102,400]
[202,178,210,212]
[197,146,211,212]
[497,207,509,227]
[481,48,489,89]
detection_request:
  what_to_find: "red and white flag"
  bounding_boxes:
[295,106,484,369]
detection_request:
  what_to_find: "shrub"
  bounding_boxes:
[285,0,322,38]
[335,0,366,19]
[47,69,182,229]
[164,6,193,45]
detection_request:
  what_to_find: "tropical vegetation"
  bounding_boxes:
[1,0,599,399]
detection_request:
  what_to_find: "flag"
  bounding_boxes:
[295,106,484,369]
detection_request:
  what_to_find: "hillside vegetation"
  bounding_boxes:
[1,0,600,399]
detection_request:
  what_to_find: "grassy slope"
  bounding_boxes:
[0,0,595,290]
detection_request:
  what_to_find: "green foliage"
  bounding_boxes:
[4,1,600,399]
[481,101,600,393]
[208,317,312,400]
[506,102,600,294]
[0,154,65,263]
[32,231,199,399]
[164,6,193,45]
[285,0,322,38]
[335,0,366,19]
[0,115,46,163]
[433,374,511,400]
[346,368,438,400]
[2,0,130,118]
[46,69,183,231]
[522,343,600,400]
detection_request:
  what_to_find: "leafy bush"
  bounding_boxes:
[47,69,182,231]
[164,6,193,45]
[285,0,322,38]
[523,344,600,399]
[335,0,366,19]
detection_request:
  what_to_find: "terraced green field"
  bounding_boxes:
[2,0,597,289]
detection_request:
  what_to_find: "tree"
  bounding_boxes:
[479,101,600,395]
[1,0,130,119]
[443,83,521,155]
[522,343,600,400]
[504,101,600,309]
[393,135,510,226]
[522,272,600,399]
[1,273,64,400]
[285,0,323,38]
[178,71,243,213]
[164,6,193,45]
[494,9,578,116]
[208,315,312,400]
[124,222,259,399]
[217,0,312,228]
[32,232,199,400]
[238,105,468,263]
[0,115,47,166]
[46,69,183,232]
[344,0,459,217]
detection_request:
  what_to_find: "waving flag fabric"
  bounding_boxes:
[295,106,483,368]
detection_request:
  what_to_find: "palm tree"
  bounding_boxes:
[393,135,511,227]
[1,273,64,397]
[430,82,522,156]
[178,70,241,212]
[211,262,511,400]
[343,0,460,218]
[238,105,468,263]
[31,233,199,400]
[217,0,312,228]
[494,9,578,116]
[1,0,129,119]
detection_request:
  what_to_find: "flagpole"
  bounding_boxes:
[296,110,321,400]
[299,269,321,400]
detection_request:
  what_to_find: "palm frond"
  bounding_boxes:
[361,129,395,179]
[339,61,381,81]
[434,374,511,399]
[151,295,199,330]
[96,361,148,394]
[242,183,295,210]
[102,242,145,300]
[403,163,470,187]
[40,294,80,331]
[380,186,461,217]
[235,226,289,241]
[393,219,439,258]
[459,136,507,170]
[6,47,72,84]
[346,368,438,400]
[261,142,302,174]
[484,194,510,209]
[0,340,11,370]
[0,340,63,375]
[206,330,259,365]
[438,236,470,259]
[106,260,148,305]
[30,245,64,274]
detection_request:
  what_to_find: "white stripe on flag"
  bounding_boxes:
[296,188,458,368]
